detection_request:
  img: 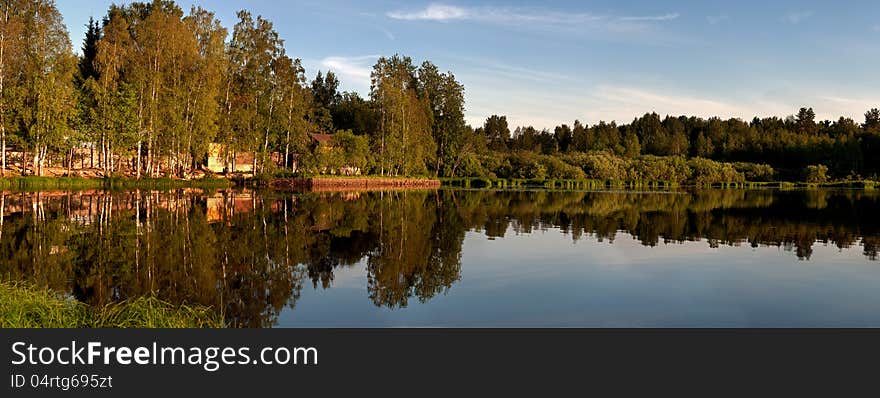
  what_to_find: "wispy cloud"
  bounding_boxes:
[784,11,813,24]
[318,55,378,89]
[593,86,742,120]
[706,15,728,25]
[465,82,880,130]
[618,13,680,22]
[375,25,395,40]
[386,3,678,26]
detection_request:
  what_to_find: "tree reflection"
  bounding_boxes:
[0,188,878,326]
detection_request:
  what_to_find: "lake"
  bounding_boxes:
[1,188,878,327]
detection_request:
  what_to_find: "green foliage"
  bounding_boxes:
[805,164,829,184]
[560,151,631,181]
[370,54,436,176]
[308,130,372,174]
[732,162,775,181]
[688,157,745,186]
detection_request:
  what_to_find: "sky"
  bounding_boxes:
[58,0,880,129]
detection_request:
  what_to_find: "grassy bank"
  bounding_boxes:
[0,176,232,191]
[441,177,878,190]
[0,282,224,328]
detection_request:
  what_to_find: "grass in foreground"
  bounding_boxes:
[0,282,224,328]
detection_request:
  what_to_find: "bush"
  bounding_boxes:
[732,162,775,181]
[561,151,630,181]
[804,164,829,184]
[631,155,690,183]
[688,157,745,185]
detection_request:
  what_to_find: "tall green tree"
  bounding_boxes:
[483,115,510,151]
[16,0,77,176]
[417,61,467,176]
[0,0,26,176]
[370,54,434,176]
[223,10,282,174]
[273,54,310,171]
[309,70,338,133]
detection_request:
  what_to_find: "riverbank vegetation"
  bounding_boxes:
[0,1,877,186]
[0,282,223,328]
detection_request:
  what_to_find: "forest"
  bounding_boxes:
[1,0,879,184]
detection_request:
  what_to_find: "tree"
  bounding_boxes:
[273,54,309,171]
[795,107,818,136]
[417,61,467,176]
[309,71,338,133]
[804,164,829,184]
[0,0,26,176]
[370,54,434,176]
[864,108,880,134]
[94,10,131,175]
[554,124,572,153]
[180,6,226,175]
[16,0,77,176]
[571,120,588,152]
[333,91,377,136]
[483,115,510,151]
[224,10,283,174]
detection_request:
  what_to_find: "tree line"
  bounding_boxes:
[474,107,880,183]
[0,0,878,182]
[0,0,471,179]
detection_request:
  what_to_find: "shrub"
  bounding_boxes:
[804,164,829,184]
[688,157,745,185]
[732,162,776,181]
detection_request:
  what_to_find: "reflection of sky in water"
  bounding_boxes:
[281,227,880,327]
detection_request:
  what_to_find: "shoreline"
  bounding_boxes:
[0,175,875,192]
[270,177,442,191]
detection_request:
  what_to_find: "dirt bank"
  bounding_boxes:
[270,177,440,191]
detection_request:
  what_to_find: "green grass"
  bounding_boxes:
[0,282,224,328]
[0,176,232,191]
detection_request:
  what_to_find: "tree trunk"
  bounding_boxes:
[146,139,153,178]
[22,145,27,176]
[284,130,290,171]
[1,127,5,177]
[136,140,141,179]
[0,6,6,178]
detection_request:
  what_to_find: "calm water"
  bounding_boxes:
[1,188,878,327]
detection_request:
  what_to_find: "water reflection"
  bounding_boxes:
[0,188,878,327]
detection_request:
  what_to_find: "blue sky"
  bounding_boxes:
[59,0,880,128]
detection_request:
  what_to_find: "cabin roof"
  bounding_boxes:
[309,133,333,144]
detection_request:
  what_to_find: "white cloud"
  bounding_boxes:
[784,11,813,24]
[317,55,378,90]
[386,3,678,26]
[387,4,468,21]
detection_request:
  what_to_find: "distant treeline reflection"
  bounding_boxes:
[0,188,877,327]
